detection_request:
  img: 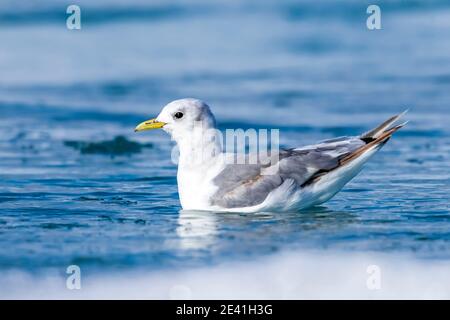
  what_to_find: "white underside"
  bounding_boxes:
[178,145,382,213]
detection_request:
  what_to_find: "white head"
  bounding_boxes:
[135,98,217,141]
[159,98,217,140]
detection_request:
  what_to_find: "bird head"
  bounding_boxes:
[135,98,216,141]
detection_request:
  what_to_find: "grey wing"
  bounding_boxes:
[209,136,365,208]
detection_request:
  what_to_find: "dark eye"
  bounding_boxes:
[174,112,183,119]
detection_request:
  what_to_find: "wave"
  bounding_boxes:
[284,0,450,21]
[0,3,209,26]
[1,0,449,27]
[2,249,450,299]
[64,136,153,155]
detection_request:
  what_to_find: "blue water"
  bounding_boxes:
[1,0,450,279]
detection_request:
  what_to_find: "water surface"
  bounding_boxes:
[0,0,450,297]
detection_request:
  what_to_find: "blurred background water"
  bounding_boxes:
[1,0,450,298]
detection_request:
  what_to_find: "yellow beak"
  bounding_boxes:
[134,118,166,132]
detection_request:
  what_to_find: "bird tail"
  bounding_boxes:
[361,109,409,141]
[340,110,408,166]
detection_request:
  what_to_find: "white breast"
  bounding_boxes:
[177,154,226,210]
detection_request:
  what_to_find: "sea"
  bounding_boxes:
[0,0,449,298]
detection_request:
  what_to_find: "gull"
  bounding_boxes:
[135,98,407,213]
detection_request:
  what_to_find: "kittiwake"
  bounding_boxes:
[135,98,407,213]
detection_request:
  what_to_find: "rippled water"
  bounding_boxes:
[1,0,450,297]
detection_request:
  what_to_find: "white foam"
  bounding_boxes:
[2,250,450,299]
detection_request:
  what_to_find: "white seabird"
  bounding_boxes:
[135,98,407,213]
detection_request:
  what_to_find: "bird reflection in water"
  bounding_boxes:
[176,207,357,251]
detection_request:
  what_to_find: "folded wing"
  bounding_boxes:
[210,137,365,208]
[210,111,407,209]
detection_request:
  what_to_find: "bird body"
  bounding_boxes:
[135,98,406,213]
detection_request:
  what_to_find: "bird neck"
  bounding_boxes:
[175,125,223,170]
